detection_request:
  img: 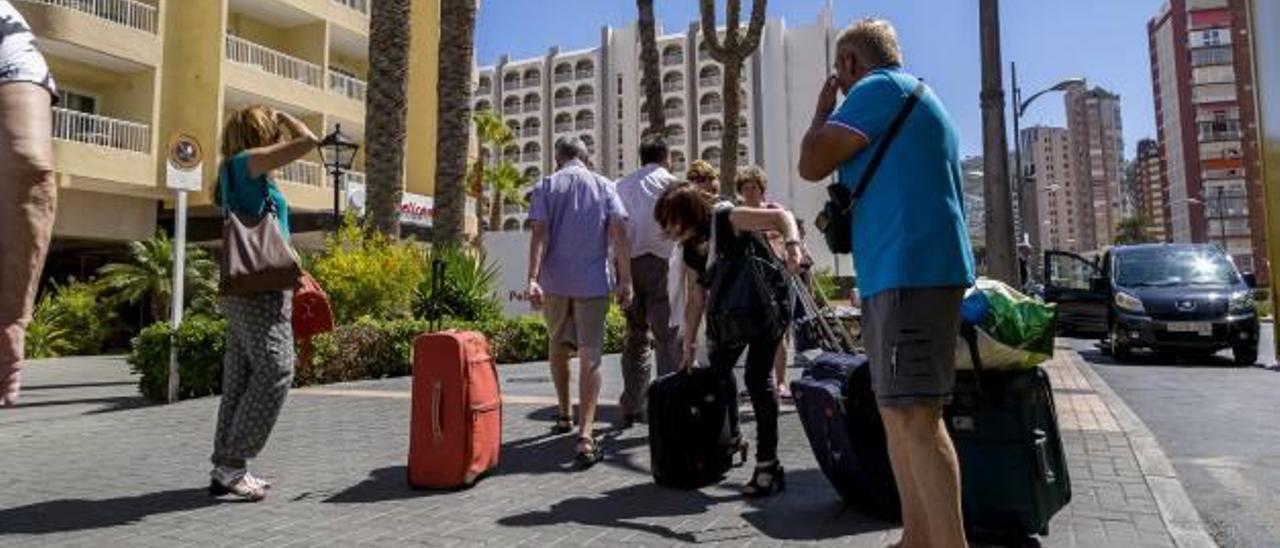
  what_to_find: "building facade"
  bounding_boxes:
[1132,138,1170,241]
[1064,83,1125,251]
[1148,0,1265,276]
[473,8,846,270]
[16,0,448,275]
[1022,126,1084,253]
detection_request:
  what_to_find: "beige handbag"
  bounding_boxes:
[219,163,302,295]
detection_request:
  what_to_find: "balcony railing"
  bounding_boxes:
[476,85,491,95]
[663,55,683,67]
[27,0,158,34]
[664,82,684,93]
[503,105,522,115]
[555,123,572,133]
[702,130,722,141]
[523,103,540,113]
[554,98,573,108]
[576,70,594,80]
[702,104,723,115]
[700,77,721,87]
[341,170,366,188]
[555,72,573,83]
[52,107,150,153]
[328,72,367,102]
[575,94,594,105]
[524,78,541,89]
[330,0,368,15]
[278,160,325,187]
[225,35,323,88]
[668,135,686,146]
[522,127,540,137]
[575,121,594,130]
[522,153,540,163]
[665,108,684,120]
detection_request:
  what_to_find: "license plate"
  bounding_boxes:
[1166,322,1212,336]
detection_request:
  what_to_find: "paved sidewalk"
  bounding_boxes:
[0,346,1203,547]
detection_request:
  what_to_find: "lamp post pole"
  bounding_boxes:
[979,0,1017,284]
[331,168,343,231]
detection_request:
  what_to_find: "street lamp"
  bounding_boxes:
[318,124,359,230]
[1010,63,1083,259]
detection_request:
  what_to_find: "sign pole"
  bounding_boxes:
[168,189,187,404]
[164,132,204,404]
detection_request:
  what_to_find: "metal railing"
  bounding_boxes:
[575,120,594,130]
[555,72,574,83]
[523,103,540,113]
[555,123,572,133]
[700,77,721,87]
[522,152,540,163]
[663,55,683,67]
[330,0,368,15]
[278,160,325,187]
[524,78,541,89]
[328,72,367,102]
[702,104,723,115]
[702,130,722,141]
[522,127,540,137]
[554,97,573,108]
[52,107,150,153]
[341,170,366,188]
[225,35,323,88]
[668,134,686,146]
[665,108,684,120]
[27,0,158,34]
[576,70,594,80]
[575,95,594,105]
[664,82,684,93]
[503,105,522,116]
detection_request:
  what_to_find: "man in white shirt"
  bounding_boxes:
[614,136,679,428]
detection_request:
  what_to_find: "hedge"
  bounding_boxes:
[130,307,628,402]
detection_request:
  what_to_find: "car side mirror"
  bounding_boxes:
[1242,273,1257,288]
[1090,276,1110,294]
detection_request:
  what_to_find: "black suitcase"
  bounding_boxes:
[948,325,1071,540]
[647,367,739,488]
[791,352,901,522]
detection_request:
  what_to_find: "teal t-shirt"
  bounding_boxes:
[828,67,975,299]
[218,151,290,237]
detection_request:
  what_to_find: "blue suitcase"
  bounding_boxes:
[791,351,901,521]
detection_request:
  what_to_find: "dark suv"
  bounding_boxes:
[1043,244,1260,365]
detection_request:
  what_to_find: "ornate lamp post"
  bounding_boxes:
[318,124,359,230]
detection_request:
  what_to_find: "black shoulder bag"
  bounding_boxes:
[815,79,926,255]
[705,207,794,346]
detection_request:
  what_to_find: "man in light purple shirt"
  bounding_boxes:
[613,136,679,428]
[526,137,633,468]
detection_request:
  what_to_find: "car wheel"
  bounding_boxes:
[1109,321,1132,362]
[1234,345,1259,367]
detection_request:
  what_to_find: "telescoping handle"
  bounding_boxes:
[787,272,857,355]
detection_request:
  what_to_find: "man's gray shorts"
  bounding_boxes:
[862,287,966,408]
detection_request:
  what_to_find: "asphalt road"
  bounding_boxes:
[1068,323,1280,548]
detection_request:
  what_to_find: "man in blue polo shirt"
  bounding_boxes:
[799,18,975,548]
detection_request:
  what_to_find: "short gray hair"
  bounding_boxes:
[836,18,903,70]
[554,136,589,161]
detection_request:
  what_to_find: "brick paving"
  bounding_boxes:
[0,347,1184,547]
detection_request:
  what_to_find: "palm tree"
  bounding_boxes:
[471,110,515,233]
[637,0,666,138]
[96,232,218,323]
[433,0,480,247]
[699,0,767,196]
[364,0,412,238]
[487,162,530,230]
[1115,216,1154,245]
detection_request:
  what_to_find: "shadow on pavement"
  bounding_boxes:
[497,482,742,543]
[0,488,220,535]
[1077,347,1245,369]
[8,395,152,412]
[739,469,896,541]
[20,381,137,392]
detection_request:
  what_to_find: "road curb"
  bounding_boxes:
[1069,350,1219,548]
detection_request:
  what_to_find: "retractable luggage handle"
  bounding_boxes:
[787,272,857,354]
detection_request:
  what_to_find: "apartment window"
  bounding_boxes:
[1191,46,1233,67]
[58,89,98,114]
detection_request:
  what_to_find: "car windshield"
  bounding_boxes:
[1115,248,1240,287]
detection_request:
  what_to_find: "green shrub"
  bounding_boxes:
[414,245,502,323]
[303,318,401,386]
[24,280,117,359]
[310,219,425,324]
[25,293,74,359]
[604,304,626,355]
[128,315,226,401]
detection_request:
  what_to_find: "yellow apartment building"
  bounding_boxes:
[14,0,450,271]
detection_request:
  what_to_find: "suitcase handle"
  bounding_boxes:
[1034,428,1055,484]
[432,381,444,443]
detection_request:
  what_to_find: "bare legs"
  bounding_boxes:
[880,404,967,548]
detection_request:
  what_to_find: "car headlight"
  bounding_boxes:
[1115,291,1146,313]
[1230,290,1255,314]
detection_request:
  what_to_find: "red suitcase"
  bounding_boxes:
[408,330,502,489]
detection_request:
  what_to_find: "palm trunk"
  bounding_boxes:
[637,0,665,136]
[364,0,412,239]
[433,0,479,247]
[489,186,504,231]
[719,61,742,194]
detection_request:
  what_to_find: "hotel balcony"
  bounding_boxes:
[329,71,367,102]
[15,0,161,66]
[50,107,155,188]
[331,0,367,15]
[555,97,573,108]
[702,130,723,142]
[224,34,339,114]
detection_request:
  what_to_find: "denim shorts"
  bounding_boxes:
[861,287,965,408]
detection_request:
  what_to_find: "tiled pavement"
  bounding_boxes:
[0,347,1197,546]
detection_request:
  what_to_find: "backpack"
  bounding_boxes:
[704,206,793,345]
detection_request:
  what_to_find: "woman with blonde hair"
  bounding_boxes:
[208,105,318,501]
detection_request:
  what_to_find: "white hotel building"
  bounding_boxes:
[473,8,849,271]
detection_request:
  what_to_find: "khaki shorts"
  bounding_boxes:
[543,295,610,358]
[862,287,965,408]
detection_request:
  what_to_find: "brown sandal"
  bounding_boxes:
[574,436,603,469]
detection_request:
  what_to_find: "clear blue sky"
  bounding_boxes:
[476,0,1164,159]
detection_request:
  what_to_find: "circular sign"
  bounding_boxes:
[167,133,203,171]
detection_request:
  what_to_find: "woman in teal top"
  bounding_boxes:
[209,106,317,502]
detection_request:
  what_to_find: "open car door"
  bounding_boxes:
[1043,251,1109,335]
